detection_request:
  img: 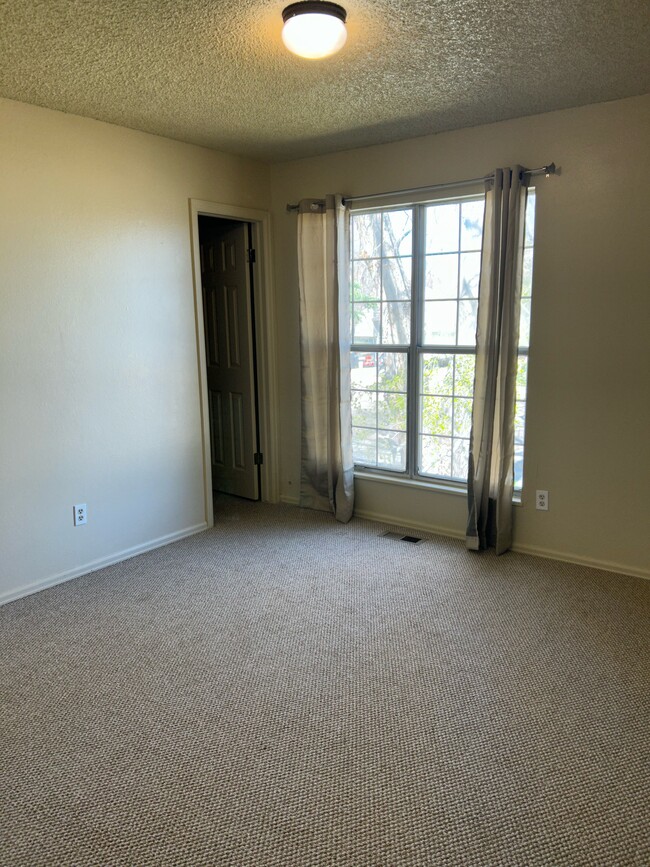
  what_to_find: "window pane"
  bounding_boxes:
[520,190,535,364]
[350,351,377,390]
[515,355,528,401]
[378,352,407,392]
[522,249,533,297]
[351,390,376,427]
[382,210,412,257]
[419,435,452,477]
[382,257,411,300]
[353,259,380,301]
[426,203,459,253]
[421,396,453,435]
[519,298,531,348]
[377,393,407,431]
[353,427,377,465]
[452,437,470,481]
[352,213,381,259]
[460,200,484,251]
[514,400,526,445]
[454,354,475,397]
[514,445,524,490]
[425,253,458,300]
[514,353,528,491]
[378,430,406,471]
[351,352,407,470]
[421,353,454,395]
[382,301,410,344]
[524,191,536,248]
[424,300,457,345]
[418,354,475,482]
[353,302,380,344]
[453,397,472,437]
[457,300,478,345]
[459,252,481,298]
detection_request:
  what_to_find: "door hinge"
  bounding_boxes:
[253,452,264,466]
[246,248,256,263]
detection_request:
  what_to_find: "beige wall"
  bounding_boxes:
[2,94,648,603]
[270,95,650,578]
[0,98,270,603]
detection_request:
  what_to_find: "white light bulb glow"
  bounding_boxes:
[282,12,347,59]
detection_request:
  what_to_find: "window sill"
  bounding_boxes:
[354,469,466,497]
[354,469,522,505]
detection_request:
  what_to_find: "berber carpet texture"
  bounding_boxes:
[1,497,648,866]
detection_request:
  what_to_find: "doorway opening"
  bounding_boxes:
[190,200,279,528]
[198,216,260,501]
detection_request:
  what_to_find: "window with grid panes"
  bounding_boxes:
[349,191,536,489]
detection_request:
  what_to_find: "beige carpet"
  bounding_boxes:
[1,498,648,866]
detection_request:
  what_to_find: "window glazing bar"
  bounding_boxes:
[351,344,409,352]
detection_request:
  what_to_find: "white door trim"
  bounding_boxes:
[189,199,280,527]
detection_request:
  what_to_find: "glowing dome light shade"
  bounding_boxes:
[282,2,347,60]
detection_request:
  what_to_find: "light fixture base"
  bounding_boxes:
[282,2,347,26]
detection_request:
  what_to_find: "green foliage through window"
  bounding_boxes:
[349,192,535,489]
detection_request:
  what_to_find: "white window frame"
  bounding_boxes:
[349,187,535,495]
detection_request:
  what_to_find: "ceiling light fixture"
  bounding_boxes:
[281,1,347,60]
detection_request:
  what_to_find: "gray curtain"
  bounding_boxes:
[466,168,529,554]
[297,195,354,522]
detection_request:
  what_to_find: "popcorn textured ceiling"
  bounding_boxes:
[1,0,649,161]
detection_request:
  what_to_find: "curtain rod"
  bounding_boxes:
[286,163,556,212]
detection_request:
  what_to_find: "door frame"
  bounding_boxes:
[189,199,279,526]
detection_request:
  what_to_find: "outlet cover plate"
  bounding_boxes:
[536,490,549,511]
[74,503,87,526]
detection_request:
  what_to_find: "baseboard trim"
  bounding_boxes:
[279,496,460,545]
[355,509,648,580]
[510,543,649,581]
[284,496,647,581]
[352,506,465,542]
[280,497,464,543]
[0,522,209,607]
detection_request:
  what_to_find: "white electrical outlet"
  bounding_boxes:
[536,490,549,511]
[73,503,87,526]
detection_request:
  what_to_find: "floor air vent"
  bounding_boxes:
[381,531,423,544]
